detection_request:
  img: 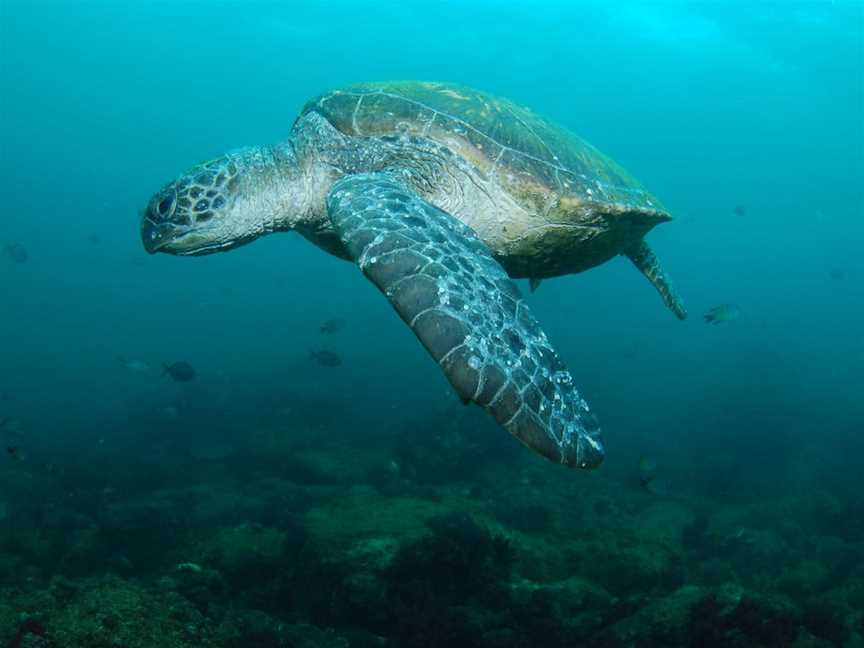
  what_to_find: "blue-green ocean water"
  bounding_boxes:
[1,2,863,646]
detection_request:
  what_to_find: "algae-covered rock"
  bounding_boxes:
[634,501,696,546]
[645,584,708,643]
[387,512,515,604]
[303,485,460,551]
[202,523,289,585]
[343,536,400,571]
[597,584,707,645]
[568,532,684,597]
[100,495,188,571]
[511,576,614,639]
[212,608,351,648]
[0,597,18,646]
[161,563,227,613]
[4,575,215,648]
[778,559,831,598]
[281,623,351,648]
[803,589,856,646]
[489,489,555,534]
[686,588,801,648]
[58,526,110,577]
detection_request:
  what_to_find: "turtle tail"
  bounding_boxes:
[624,240,687,320]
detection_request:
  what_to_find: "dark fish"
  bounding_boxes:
[310,350,342,367]
[319,318,346,334]
[162,361,197,382]
[6,446,18,458]
[87,234,102,245]
[3,243,28,263]
[732,205,746,216]
[637,456,668,495]
[704,304,741,324]
[829,267,846,281]
[638,456,657,490]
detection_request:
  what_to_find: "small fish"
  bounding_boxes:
[637,456,668,495]
[638,456,657,489]
[87,234,102,246]
[118,357,151,373]
[162,361,197,382]
[732,205,746,216]
[3,243,28,263]
[310,350,342,367]
[6,446,19,459]
[704,304,740,324]
[828,267,846,281]
[319,318,346,334]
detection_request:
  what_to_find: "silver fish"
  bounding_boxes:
[704,304,741,324]
[119,357,152,372]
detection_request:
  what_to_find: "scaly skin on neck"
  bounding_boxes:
[230,144,307,233]
[142,110,458,259]
[141,141,317,256]
[217,143,319,238]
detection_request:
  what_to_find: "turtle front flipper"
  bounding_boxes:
[624,240,687,320]
[326,173,604,469]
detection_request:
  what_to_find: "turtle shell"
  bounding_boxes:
[299,81,668,220]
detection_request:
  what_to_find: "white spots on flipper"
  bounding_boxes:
[554,371,572,386]
[328,173,602,468]
[359,254,378,270]
[435,276,456,306]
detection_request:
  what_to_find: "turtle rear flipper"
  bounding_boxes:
[624,239,687,320]
[326,173,604,469]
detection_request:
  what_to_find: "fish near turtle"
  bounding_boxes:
[3,243,28,264]
[162,361,197,383]
[704,304,740,325]
[319,318,347,334]
[142,81,688,470]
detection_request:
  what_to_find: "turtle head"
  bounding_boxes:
[142,145,303,256]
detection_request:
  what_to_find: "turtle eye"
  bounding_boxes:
[157,194,175,217]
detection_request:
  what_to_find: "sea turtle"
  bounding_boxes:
[141,81,686,470]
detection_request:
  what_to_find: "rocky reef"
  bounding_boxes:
[1,412,862,647]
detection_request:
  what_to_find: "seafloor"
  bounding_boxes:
[0,408,861,648]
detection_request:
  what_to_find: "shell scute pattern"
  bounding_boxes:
[303,82,660,214]
[326,173,603,468]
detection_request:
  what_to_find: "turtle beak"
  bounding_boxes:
[141,217,185,254]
